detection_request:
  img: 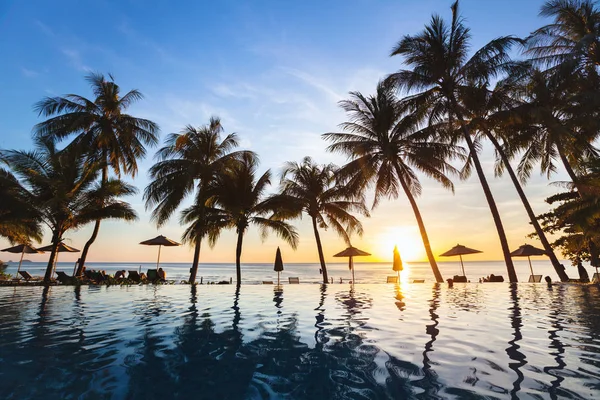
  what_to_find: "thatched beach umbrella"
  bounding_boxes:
[38,242,80,277]
[139,235,181,270]
[274,247,284,286]
[440,244,482,277]
[1,244,44,276]
[393,245,403,280]
[333,246,371,283]
[510,244,546,278]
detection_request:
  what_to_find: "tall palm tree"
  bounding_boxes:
[457,79,571,281]
[323,81,465,283]
[1,139,137,282]
[386,0,521,281]
[507,70,598,186]
[144,117,249,283]
[0,168,42,244]
[209,153,299,284]
[33,73,159,274]
[277,157,369,284]
[526,0,600,77]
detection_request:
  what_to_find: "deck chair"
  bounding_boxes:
[528,275,543,283]
[387,276,399,283]
[489,275,505,282]
[262,280,274,284]
[288,277,300,284]
[453,275,468,283]
[18,271,35,281]
[412,279,425,283]
[592,273,600,283]
[147,269,159,282]
[128,270,142,282]
[56,271,77,284]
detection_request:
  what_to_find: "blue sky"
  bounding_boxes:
[0,0,570,265]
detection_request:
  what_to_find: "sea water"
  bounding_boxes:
[0,283,598,399]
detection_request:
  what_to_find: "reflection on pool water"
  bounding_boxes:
[0,283,598,399]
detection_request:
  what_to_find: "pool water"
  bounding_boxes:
[0,283,598,399]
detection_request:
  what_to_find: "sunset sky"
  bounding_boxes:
[0,0,570,264]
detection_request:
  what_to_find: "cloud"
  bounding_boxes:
[61,48,92,72]
[20,67,39,78]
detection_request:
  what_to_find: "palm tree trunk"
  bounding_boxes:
[457,121,518,282]
[189,237,202,283]
[311,216,328,284]
[44,230,61,283]
[235,229,244,285]
[396,169,444,282]
[77,164,108,275]
[487,133,569,281]
[556,145,580,186]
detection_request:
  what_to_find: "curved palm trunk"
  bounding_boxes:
[44,230,61,283]
[396,169,444,282]
[77,165,108,275]
[189,238,202,283]
[457,121,517,282]
[556,145,580,188]
[235,229,244,285]
[487,133,569,281]
[311,216,328,284]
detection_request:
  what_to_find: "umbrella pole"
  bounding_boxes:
[459,255,465,277]
[277,271,280,286]
[156,245,162,270]
[528,256,534,277]
[17,249,25,276]
[351,256,355,284]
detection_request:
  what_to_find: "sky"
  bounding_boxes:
[0,0,571,265]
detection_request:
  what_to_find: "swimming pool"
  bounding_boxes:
[0,283,598,399]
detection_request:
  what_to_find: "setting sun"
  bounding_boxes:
[376,226,425,262]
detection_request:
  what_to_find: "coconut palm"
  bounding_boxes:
[506,69,598,186]
[0,168,42,244]
[455,78,571,281]
[33,73,159,274]
[276,157,369,284]
[144,117,249,283]
[323,81,465,283]
[526,0,600,77]
[208,153,299,284]
[1,139,137,282]
[386,0,521,281]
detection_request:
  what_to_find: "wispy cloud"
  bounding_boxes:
[61,48,92,72]
[20,67,39,78]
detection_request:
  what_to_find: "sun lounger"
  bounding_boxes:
[56,271,77,284]
[453,275,468,283]
[18,271,36,281]
[528,274,543,283]
[412,279,425,283]
[262,280,274,284]
[147,269,159,282]
[387,276,399,283]
[288,277,300,284]
[489,275,504,282]
[128,270,142,282]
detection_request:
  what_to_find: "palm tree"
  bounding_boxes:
[0,168,42,244]
[208,153,299,284]
[526,0,600,78]
[507,70,598,187]
[386,0,521,281]
[33,73,159,274]
[323,81,465,283]
[277,157,369,284]
[458,79,571,281]
[1,139,137,282]
[144,117,249,283]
